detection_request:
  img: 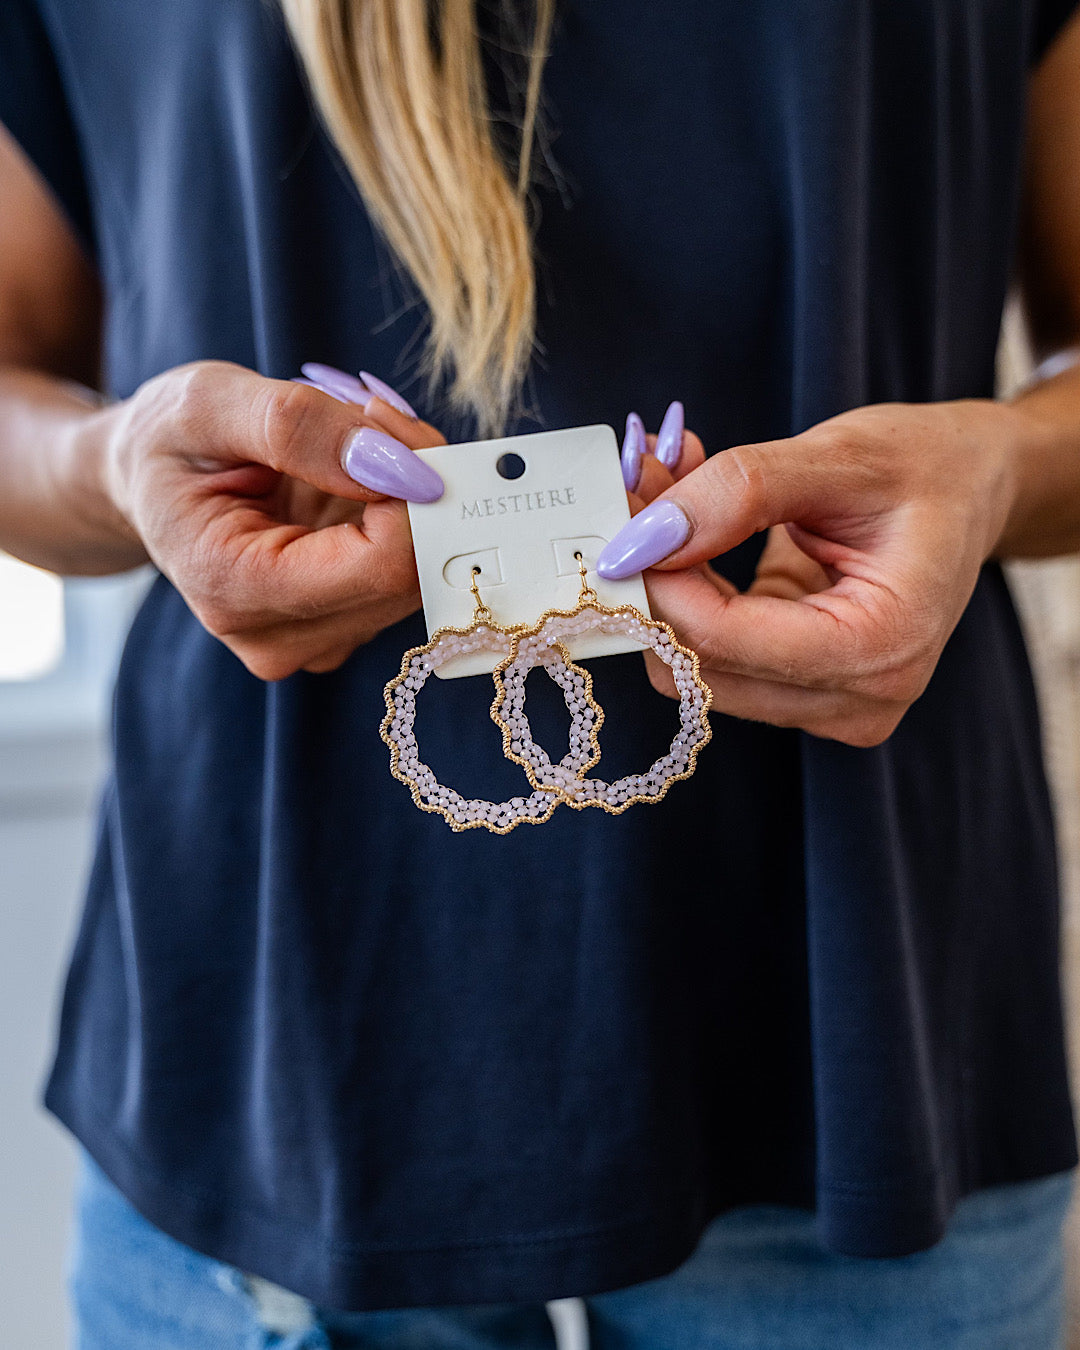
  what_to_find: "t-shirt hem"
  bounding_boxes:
[814,1143,1080,1258]
[45,1085,712,1311]
[46,1082,1080,1302]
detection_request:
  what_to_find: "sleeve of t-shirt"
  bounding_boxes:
[0,0,95,254]
[1033,0,1080,63]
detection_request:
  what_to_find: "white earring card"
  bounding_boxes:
[406,425,651,678]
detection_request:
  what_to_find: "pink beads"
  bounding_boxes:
[381,623,601,834]
[382,597,713,831]
[492,603,712,812]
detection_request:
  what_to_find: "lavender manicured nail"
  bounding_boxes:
[596,500,690,580]
[655,400,684,470]
[293,376,351,404]
[301,363,373,406]
[621,412,645,492]
[359,371,418,419]
[342,428,443,502]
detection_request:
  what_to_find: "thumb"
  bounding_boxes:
[152,361,444,504]
[597,437,824,578]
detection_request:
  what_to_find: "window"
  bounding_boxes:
[0,559,151,756]
[0,553,66,682]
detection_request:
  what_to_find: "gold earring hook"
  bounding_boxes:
[574,551,599,606]
[470,565,494,623]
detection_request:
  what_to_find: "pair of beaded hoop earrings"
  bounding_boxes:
[380,555,714,834]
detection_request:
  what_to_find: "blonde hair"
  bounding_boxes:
[280,0,555,435]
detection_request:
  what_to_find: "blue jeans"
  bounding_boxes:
[70,1154,1072,1349]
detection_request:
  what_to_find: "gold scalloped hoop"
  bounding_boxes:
[380,620,604,834]
[488,640,606,794]
[492,600,713,814]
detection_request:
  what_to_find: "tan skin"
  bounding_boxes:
[0,160,450,679]
[2,11,1080,724]
[625,12,1080,745]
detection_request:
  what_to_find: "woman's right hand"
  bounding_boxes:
[89,360,446,679]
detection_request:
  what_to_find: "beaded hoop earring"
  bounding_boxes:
[380,568,605,833]
[491,555,713,813]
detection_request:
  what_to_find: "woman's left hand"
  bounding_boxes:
[600,400,1027,747]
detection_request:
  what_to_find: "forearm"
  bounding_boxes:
[994,359,1080,558]
[0,364,145,574]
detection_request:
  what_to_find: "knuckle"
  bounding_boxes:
[167,361,231,440]
[259,381,323,471]
[233,643,299,683]
[193,599,234,637]
[302,651,350,675]
[681,429,705,462]
[883,665,929,706]
[806,412,906,494]
[855,638,932,706]
[189,583,255,640]
[665,600,726,671]
[836,707,905,748]
[842,596,933,706]
[812,419,869,465]
[183,547,249,636]
[371,542,421,601]
[724,446,771,533]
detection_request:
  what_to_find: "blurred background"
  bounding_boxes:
[0,563,149,1347]
[1,314,1079,1346]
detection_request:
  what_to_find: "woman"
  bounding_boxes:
[2,0,1080,1346]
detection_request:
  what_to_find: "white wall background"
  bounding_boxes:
[0,572,146,1350]
[0,802,96,1348]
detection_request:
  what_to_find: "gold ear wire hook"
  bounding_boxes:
[573,551,599,605]
[470,565,494,623]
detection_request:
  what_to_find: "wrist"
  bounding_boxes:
[993,359,1080,558]
[987,395,1062,559]
[937,398,1025,562]
[59,400,146,563]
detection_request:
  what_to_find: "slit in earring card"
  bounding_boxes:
[406,425,651,678]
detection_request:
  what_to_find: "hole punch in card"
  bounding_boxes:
[406,425,651,678]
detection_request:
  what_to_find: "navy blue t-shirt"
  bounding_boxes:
[3,0,1078,1311]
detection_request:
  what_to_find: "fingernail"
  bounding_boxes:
[342,427,443,502]
[359,371,418,419]
[300,363,373,407]
[655,400,684,470]
[596,500,690,580]
[621,412,645,491]
[293,376,350,404]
